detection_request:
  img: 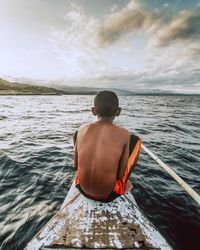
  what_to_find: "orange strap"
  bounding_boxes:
[75,172,79,185]
[113,138,142,194]
[122,138,142,183]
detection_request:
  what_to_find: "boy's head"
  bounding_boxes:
[92,90,121,118]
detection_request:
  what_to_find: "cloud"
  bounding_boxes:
[163,3,170,8]
[156,7,200,45]
[49,4,106,78]
[47,1,200,93]
[95,1,200,60]
[193,67,200,72]
[95,0,160,47]
[153,6,200,48]
[68,68,200,94]
[189,42,200,57]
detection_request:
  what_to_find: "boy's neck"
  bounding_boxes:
[97,116,114,123]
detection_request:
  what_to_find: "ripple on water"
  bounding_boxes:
[0,95,199,250]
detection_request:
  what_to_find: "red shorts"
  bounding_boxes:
[75,135,141,202]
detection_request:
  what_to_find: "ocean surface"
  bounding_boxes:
[0,95,199,250]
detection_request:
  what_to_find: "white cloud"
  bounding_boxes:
[163,3,170,8]
[110,4,119,13]
[49,3,107,78]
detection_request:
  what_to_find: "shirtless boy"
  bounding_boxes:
[74,91,141,202]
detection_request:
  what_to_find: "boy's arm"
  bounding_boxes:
[117,131,130,180]
[74,144,78,170]
[73,124,90,170]
[73,131,78,170]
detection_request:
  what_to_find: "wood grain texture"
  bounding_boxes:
[25,183,172,250]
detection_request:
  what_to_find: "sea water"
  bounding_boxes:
[0,95,199,250]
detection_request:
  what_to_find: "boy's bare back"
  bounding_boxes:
[75,120,130,198]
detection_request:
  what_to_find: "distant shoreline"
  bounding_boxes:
[0,93,199,96]
[1,78,199,96]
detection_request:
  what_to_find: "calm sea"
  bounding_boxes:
[0,95,199,250]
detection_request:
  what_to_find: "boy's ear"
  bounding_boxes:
[115,107,121,116]
[91,107,97,116]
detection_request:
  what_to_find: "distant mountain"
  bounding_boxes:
[0,78,135,96]
[54,85,134,96]
[0,78,66,95]
[1,77,198,96]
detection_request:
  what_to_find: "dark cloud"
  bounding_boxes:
[95,0,200,60]
[155,7,200,47]
[95,0,160,47]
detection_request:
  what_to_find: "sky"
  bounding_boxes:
[0,0,200,93]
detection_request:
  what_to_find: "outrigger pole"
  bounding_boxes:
[141,144,200,206]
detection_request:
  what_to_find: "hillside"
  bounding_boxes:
[0,78,66,95]
[0,78,135,96]
[53,85,134,96]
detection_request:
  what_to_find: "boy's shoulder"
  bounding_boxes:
[77,123,92,134]
[112,124,130,138]
[79,123,92,130]
[78,123,129,137]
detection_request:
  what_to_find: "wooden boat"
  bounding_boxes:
[25,182,172,250]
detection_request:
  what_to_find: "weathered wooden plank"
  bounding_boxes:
[25,183,172,250]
